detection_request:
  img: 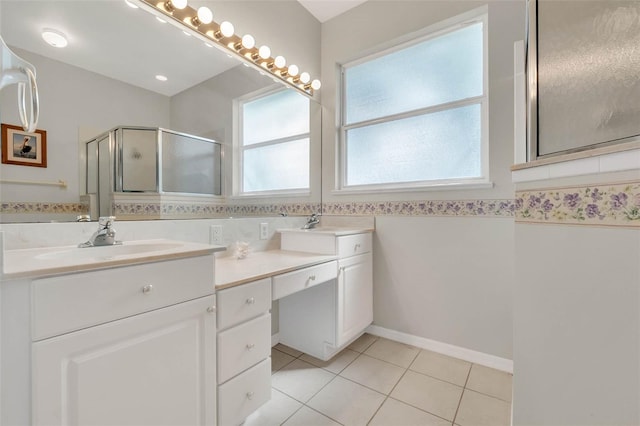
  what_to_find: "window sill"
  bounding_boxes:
[228,191,312,200]
[331,181,494,196]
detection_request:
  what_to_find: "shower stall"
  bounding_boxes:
[84,126,222,218]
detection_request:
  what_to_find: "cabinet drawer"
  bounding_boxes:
[217,278,271,330]
[218,358,271,426]
[272,260,337,300]
[32,255,214,341]
[337,233,372,258]
[217,314,271,384]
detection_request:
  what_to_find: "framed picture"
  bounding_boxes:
[1,123,47,167]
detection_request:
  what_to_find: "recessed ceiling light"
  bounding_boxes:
[124,0,139,8]
[183,30,191,37]
[155,75,168,82]
[41,28,68,48]
[156,16,166,24]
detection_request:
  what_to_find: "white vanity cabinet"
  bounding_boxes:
[1,254,218,426]
[279,231,373,360]
[216,278,272,426]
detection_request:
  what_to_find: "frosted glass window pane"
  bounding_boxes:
[345,23,483,125]
[537,1,640,156]
[161,132,221,195]
[243,139,309,192]
[243,90,310,145]
[346,104,481,186]
[122,129,157,192]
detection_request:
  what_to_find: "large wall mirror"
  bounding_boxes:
[527,0,640,159]
[0,0,321,222]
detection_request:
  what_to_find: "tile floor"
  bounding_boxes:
[243,334,512,426]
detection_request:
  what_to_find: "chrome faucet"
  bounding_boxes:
[79,216,122,248]
[302,213,321,229]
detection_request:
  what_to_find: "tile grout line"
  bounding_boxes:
[452,362,474,425]
[364,344,423,425]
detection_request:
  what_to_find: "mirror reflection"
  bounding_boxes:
[0,0,320,223]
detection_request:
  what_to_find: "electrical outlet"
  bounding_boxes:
[210,225,223,245]
[259,223,269,240]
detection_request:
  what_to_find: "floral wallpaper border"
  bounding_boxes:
[0,202,88,215]
[4,181,639,227]
[322,200,515,217]
[515,182,640,227]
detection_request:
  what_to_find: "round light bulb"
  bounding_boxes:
[258,45,271,60]
[42,29,68,48]
[288,64,299,77]
[299,72,311,84]
[241,34,255,49]
[197,6,213,24]
[311,79,322,90]
[274,55,286,68]
[171,0,187,9]
[219,21,234,38]
[155,75,168,81]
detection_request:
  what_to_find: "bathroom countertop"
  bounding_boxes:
[2,239,225,280]
[277,227,374,236]
[215,250,338,290]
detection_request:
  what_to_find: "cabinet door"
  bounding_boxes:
[337,253,373,347]
[32,296,216,426]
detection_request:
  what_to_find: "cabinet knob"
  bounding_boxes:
[246,297,256,305]
[246,343,255,350]
[207,306,216,314]
[142,284,153,294]
[246,391,254,400]
[354,243,361,252]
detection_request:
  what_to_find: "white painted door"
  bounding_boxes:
[32,296,216,426]
[336,253,373,347]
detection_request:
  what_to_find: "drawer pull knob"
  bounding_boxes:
[246,391,254,400]
[246,297,256,305]
[246,343,255,350]
[354,243,361,251]
[309,275,316,281]
[142,285,153,294]
[207,306,216,314]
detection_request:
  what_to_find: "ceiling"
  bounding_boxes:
[0,1,241,97]
[297,0,368,23]
[0,0,366,97]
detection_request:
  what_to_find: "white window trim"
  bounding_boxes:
[233,86,312,197]
[337,8,490,193]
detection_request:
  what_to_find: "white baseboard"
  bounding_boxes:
[271,333,280,347]
[366,325,513,373]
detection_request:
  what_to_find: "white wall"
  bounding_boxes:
[514,217,640,425]
[320,1,526,360]
[0,48,171,203]
[374,216,514,358]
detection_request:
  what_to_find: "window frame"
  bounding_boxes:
[338,9,490,193]
[234,86,312,197]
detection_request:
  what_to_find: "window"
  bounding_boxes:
[238,89,310,195]
[340,11,488,190]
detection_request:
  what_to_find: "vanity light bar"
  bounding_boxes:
[136,0,321,96]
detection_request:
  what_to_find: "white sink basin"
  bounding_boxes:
[35,242,184,261]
